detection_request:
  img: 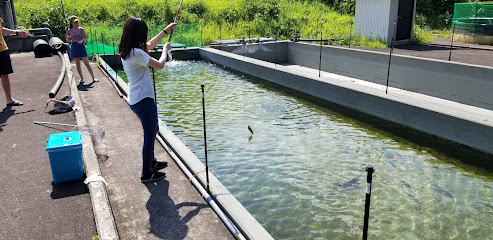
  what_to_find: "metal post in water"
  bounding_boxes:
[449,20,456,61]
[362,166,375,240]
[201,84,210,192]
[319,31,323,78]
[274,37,277,66]
[385,20,397,95]
[219,23,222,51]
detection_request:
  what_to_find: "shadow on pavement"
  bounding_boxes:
[0,107,35,132]
[51,179,89,199]
[77,81,96,91]
[145,180,209,240]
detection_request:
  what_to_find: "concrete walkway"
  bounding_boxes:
[352,39,493,67]
[73,62,233,239]
[0,52,96,239]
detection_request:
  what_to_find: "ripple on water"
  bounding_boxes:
[123,60,493,239]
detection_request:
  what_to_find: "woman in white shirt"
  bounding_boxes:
[118,16,176,182]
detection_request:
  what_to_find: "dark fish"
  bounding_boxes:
[335,177,360,189]
[400,180,411,189]
[435,188,454,200]
[248,125,254,134]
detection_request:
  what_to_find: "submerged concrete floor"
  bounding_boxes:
[0,52,96,239]
[74,62,233,239]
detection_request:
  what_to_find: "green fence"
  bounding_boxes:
[86,23,202,56]
[453,3,493,35]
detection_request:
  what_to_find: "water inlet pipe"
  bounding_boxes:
[362,166,375,240]
[155,134,245,240]
[49,51,66,98]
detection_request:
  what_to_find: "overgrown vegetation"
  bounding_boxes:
[14,0,461,48]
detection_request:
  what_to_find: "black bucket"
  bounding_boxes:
[49,37,67,53]
[33,39,52,58]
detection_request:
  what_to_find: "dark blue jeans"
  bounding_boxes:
[130,98,158,174]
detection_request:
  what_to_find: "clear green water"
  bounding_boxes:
[117,61,493,239]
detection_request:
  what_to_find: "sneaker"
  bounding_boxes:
[152,160,168,170]
[92,78,99,82]
[141,171,166,183]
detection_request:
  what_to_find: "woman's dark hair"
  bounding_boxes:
[118,16,149,60]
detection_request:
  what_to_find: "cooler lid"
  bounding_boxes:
[46,131,82,152]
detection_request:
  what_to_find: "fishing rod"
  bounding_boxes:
[168,0,184,42]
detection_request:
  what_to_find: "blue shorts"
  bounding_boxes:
[70,42,88,58]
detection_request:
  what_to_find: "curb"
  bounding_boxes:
[65,53,119,240]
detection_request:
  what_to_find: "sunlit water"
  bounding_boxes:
[117,61,493,239]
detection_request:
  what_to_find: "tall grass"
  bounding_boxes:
[15,0,413,48]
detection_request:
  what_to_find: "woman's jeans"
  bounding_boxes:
[130,98,158,174]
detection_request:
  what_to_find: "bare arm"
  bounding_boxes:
[148,42,171,69]
[80,28,88,44]
[146,23,176,50]
[2,27,28,36]
[66,30,71,43]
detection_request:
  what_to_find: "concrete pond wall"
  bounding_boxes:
[213,41,493,111]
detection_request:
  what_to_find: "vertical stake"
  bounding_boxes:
[101,32,106,56]
[362,166,375,240]
[201,84,210,192]
[449,20,456,61]
[385,20,397,95]
[319,30,323,78]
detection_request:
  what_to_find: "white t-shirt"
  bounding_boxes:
[121,48,154,105]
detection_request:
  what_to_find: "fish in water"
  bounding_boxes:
[248,125,254,134]
[335,177,360,189]
[400,180,411,189]
[435,188,455,200]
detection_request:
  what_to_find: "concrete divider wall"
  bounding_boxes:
[211,42,289,64]
[287,42,493,110]
[199,48,493,154]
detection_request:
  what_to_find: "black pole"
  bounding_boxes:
[319,31,323,77]
[101,32,106,56]
[362,166,375,240]
[349,22,353,48]
[448,22,455,62]
[152,67,157,101]
[112,38,117,69]
[94,30,100,57]
[201,84,210,192]
[274,37,277,66]
[385,20,397,95]
[219,23,222,51]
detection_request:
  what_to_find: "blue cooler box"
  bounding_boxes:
[46,131,84,184]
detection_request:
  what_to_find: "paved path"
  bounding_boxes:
[0,52,96,239]
[74,62,233,239]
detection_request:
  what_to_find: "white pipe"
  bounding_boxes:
[155,134,246,240]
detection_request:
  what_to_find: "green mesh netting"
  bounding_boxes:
[86,23,202,56]
[453,3,493,35]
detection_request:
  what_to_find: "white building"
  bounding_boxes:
[354,0,417,46]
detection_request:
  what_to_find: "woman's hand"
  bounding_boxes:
[164,23,177,34]
[18,31,29,38]
[77,40,84,45]
[164,42,172,52]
